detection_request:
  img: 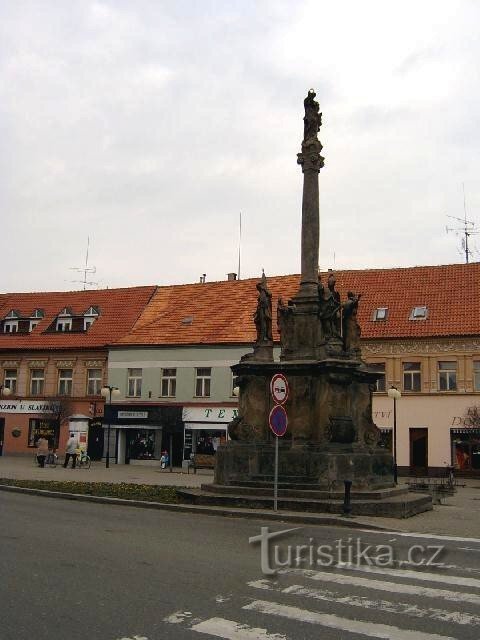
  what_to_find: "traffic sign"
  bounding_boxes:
[269,405,288,437]
[270,373,289,405]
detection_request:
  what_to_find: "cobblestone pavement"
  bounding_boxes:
[0,455,212,487]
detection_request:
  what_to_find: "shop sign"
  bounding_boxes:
[0,400,59,414]
[117,411,149,419]
[182,407,238,423]
[451,406,480,428]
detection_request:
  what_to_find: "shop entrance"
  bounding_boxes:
[125,429,161,463]
[87,420,104,460]
[451,430,480,473]
[409,428,428,474]
[0,418,4,456]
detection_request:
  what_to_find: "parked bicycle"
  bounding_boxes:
[77,449,91,469]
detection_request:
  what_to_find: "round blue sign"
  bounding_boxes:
[269,405,288,437]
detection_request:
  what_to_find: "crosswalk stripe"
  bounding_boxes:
[247,579,480,626]
[191,617,287,639]
[244,599,459,640]
[337,562,480,589]
[281,568,480,606]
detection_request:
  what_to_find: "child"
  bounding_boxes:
[160,450,169,469]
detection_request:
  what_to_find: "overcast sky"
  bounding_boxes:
[1,0,479,292]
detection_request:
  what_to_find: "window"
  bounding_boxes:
[28,419,59,448]
[373,307,388,321]
[195,367,211,397]
[127,368,142,397]
[83,307,99,331]
[410,306,428,320]
[29,321,39,332]
[58,369,73,396]
[30,369,45,395]
[474,362,480,392]
[369,363,386,392]
[403,362,421,392]
[4,369,17,394]
[87,369,102,396]
[84,317,96,330]
[56,318,72,331]
[438,361,457,391]
[160,368,176,397]
[4,321,18,333]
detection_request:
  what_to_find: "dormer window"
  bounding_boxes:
[31,309,45,319]
[410,306,428,320]
[56,318,72,332]
[83,306,99,331]
[373,307,388,321]
[29,321,39,332]
[3,310,19,333]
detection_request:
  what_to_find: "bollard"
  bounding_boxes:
[342,480,353,517]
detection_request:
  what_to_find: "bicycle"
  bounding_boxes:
[77,450,91,469]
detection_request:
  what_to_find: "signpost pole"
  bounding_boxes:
[274,434,279,511]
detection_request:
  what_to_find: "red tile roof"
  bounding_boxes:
[0,286,156,351]
[116,263,480,346]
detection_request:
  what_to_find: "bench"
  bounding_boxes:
[191,454,215,474]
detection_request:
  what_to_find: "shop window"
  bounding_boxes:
[127,368,142,397]
[474,362,480,392]
[87,369,102,396]
[28,418,59,448]
[58,369,73,396]
[160,368,176,397]
[30,369,45,396]
[195,367,211,397]
[403,362,421,392]
[369,363,386,392]
[4,369,17,394]
[438,361,457,391]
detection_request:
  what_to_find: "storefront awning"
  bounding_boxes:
[104,424,163,430]
[184,422,228,431]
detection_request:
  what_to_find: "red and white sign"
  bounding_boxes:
[270,373,289,405]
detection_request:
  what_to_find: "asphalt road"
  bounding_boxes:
[2,492,480,640]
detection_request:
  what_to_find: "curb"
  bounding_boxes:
[0,483,390,531]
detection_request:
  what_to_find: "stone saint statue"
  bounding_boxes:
[303,89,322,142]
[254,272,272,343]
[318,273,341,340]
[342,291,362,352]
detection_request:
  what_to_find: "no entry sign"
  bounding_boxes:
[270,373,289,405]
[269,405,288,437]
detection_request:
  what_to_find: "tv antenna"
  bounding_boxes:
[70,237,98,289]
[445,183,479,263]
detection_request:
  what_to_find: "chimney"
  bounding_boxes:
[199,274,206,283]
[227,273,237,281]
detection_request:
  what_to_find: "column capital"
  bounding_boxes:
[297,139,325,173]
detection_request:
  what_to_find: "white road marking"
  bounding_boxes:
[337,562,480,589]
[281,568,480,605]
[163,611,193,624]
[358,529,480,545]
[244,599,459,640]
[191,617,286,639]
[247,579,480,626]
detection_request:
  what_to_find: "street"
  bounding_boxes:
[2,492,480,639]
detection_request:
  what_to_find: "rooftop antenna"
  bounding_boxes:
[70,236,98,289]
[237,212,242,280]
[445,183,479,263]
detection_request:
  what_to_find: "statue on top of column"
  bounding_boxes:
[254,271,273,343]
[342,291,362,354]
[303,89,322,142]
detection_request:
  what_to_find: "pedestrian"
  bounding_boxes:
[63,433,78,469]
[36,437,49,468]
[160,450,169,470]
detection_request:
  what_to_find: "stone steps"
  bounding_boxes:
[201,483,407,501]
[177,487,433,518]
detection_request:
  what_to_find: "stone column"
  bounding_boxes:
[296,90,324,300]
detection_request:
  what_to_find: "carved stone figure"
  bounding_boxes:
[318,272,341,340]
[254,271,272,343]
[303,89,322,142]
[342,291,362,352]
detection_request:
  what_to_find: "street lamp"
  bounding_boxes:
[387,385,401,484]
[101,385,121,468]
[0,384,12,397]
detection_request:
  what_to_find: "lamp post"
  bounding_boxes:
[387,386,401,484]
[101,385,120,468]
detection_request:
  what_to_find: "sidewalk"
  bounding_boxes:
[2,456,480,537]
[0,456,213,488]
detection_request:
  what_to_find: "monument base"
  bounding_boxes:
[214,441,393,491]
